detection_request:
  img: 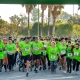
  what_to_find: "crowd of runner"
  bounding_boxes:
[0,36,80,77]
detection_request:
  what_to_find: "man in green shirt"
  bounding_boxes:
[72,43,80,74]
[32,37,43,73]
[19,37,32,77]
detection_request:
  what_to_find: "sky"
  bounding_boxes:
[0,4,80,22]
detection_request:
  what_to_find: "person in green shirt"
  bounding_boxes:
[32,36,43,73]
[19,37,32,77]
[72,43,80,74]
[48,41,59,74]
[58,38,67,73]
[6,38,16,72]
[66,41,73,73]
[0,39,5,72]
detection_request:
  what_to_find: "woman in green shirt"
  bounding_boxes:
[48,41,59,73]
[59,38,67,73]
[6,38,16,72]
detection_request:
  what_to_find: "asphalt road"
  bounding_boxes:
[0,65,80,80]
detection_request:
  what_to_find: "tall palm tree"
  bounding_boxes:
[41,4,47,37]
[51,5,64,36]
[47,5,51,36]
[22,4,36,37]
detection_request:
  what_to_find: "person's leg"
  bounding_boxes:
[69,59,72,73]
[46,54,50,69]
[36,55,40,73]
[0,59,3,72]
[67,58,69,72]
[63,56,66,71]
[33,54,37,71]
[50,61,54,73]
[8,54,11,72]
[72,59,76,73]
[11,54,15,71]
[25,55,30,77]
[76,60,79,72]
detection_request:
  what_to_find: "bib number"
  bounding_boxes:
[35,48,39,51]
[51,55,55,59]
[25,48,30,51]
[68,53,72,57]
[74,52,78,56]
[61,50,66,55]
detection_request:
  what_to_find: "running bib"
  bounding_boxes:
[61,50,66,55]
[68,53,72,57]
[44,45,47,48]
[35,48,39,51]
[74,52,78,56]
[25,48,30,51]
[4,51,7,54]
[51,55,56,59]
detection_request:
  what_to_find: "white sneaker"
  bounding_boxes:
[72,70,75,74]
[63,70,66,74]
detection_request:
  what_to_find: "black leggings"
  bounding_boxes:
[8,54,14,70]
[67,58,72,72]
[73,59,80,71]
[46,54,50,67]
[0,59,3,67]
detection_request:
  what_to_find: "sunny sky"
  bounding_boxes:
[0,4,80,22]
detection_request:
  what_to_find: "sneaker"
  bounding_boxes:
[9,70,11,73]
[5,69,7,72]
[34,68,36,71]
[71,70,75,74]
[59,67,61,70]
[26,72,29,77]
[35,70,38,73]
[39,67,42,71]
[63,70,66,74]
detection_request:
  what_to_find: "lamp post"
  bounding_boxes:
[38,4,39,36]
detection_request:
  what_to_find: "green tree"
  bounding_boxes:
[58,11,71,22]
[51,5,64,36]
[31,8,41,22]
[22,4,36,37]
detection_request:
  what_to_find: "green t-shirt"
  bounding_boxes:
[59,44,66,55]
[0,41,5,59]
[46,46,51,55]
[19,41,24,48]
[66,46,73,59]
[21,42,32,56]
[32,41,43,55]
[48,46,59,61]
[6,43,16,54]
[73,48,80,62]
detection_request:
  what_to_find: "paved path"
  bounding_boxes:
[0,66,80,80]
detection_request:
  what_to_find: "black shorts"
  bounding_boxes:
[33,54,41,61]
[61,54,66,58]
[23,55,30,63]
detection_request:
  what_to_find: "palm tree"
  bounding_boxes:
[22,4,36,37]
[47,5,51,36]
[51,5,64,36]
[41,4,47,37]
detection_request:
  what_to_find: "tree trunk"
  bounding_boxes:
[48,5,50,36]
[40,10,44,37]
[52,18,56,37]
[28,12,30,37]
